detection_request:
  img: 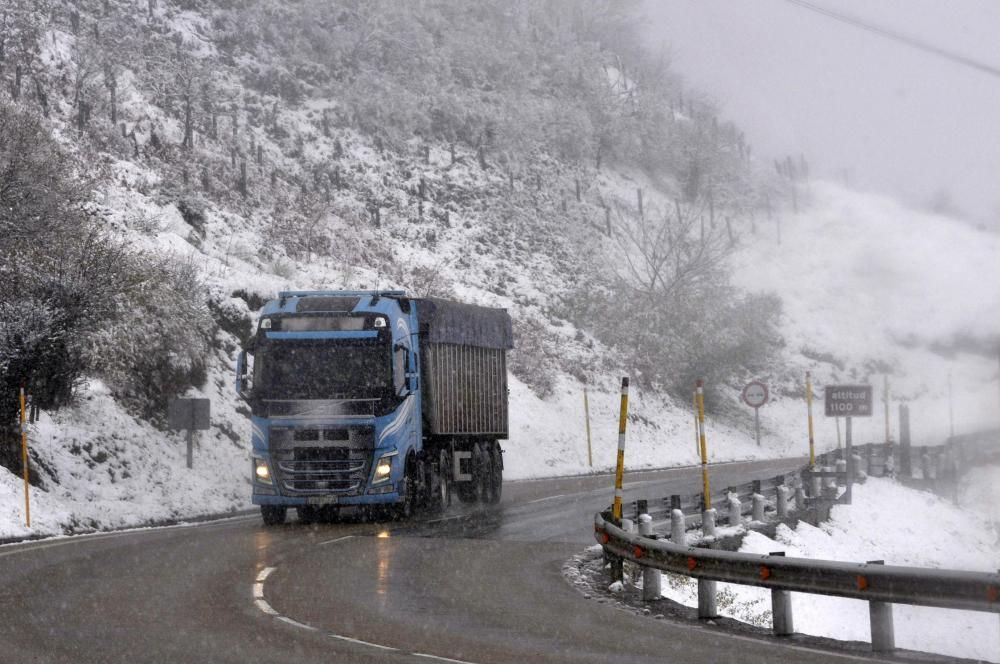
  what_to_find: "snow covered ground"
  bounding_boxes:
[3,173,999,542]
[657,476,1000,662]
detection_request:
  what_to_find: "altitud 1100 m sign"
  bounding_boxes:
[824,384,873,417]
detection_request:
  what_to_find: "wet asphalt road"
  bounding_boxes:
[0,458,930,663]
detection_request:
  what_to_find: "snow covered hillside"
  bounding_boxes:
[2,2,998,540]
[730,181,1000,451]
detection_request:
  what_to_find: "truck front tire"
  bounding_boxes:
[260,505,287,526]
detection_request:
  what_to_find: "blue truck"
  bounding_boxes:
[236,291,513,525]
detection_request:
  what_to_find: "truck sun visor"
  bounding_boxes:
[416,298,513,349]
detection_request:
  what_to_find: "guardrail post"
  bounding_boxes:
[698,579,718,619]
[795,485,806,512]
[728,495,742,527]
[671,509,686,545]
[776,486,789,518]
[835,459,847,487]
[770,552,794,636]
[922,453,932,481]
[867,560,895,652]
[752,493,765,522]
[638,514,661,601]
[702,508,717,538]
[811,472,822,499]
[851,455,864,488]
[636,499,647,521]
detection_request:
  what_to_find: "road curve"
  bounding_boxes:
[0,458,930,663]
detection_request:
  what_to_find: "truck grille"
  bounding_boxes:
[270,426,373,496]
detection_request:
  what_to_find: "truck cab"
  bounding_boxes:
[236,290,511,525]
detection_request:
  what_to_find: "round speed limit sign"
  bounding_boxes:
[742,381,769,409]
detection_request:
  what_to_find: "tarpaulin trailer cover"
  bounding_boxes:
[414,298,513,350]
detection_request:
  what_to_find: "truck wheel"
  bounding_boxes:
[486,444,503,504]
[428,450,451,513]
[296,506,318,524]
[457,443,487,503]
[260,505,286,526]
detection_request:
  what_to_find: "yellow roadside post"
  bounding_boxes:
[19,387,31,528]
[611,377,629,523]
[696,379,710,509]
[583,385,593,468]
[806,372,816,467]
[693,388,700,459]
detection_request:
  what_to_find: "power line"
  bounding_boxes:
[778,0,1000,80]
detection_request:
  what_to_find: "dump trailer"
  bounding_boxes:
[236,291,513,525]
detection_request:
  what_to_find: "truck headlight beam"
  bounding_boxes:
[254,458,272,483]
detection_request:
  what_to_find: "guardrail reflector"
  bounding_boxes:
[687,557,697,571]
[599,532,610,545]
[759,566,771,581]
[633,546,644,559]
[856,575,868,591]
[988,586,999,602]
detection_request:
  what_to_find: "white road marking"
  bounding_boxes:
[277,616,318,631]
[254,599,278,616]
[330,634,398,651]
[413,653,477,664]
[252,563,477,661]
[526,494,567,504]
[318,535,355,546]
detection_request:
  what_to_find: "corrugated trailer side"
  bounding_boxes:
[422,342,508,436]
[414,298,513,439]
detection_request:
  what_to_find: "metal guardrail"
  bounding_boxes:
[594,427,1000,653]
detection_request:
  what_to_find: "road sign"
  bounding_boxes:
[742,382,769,409]
[742,381,769,448]
[824,385,873,417]
[168,398,210,469]
[168,398,211,430]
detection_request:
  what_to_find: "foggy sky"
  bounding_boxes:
[643,0,1000,224]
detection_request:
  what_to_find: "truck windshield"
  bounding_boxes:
[254,339,391,400]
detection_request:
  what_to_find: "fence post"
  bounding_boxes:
[776,486,789,518]
[795,484,807,512]
[671,509,686,545]
[702,508,717,538]
[752,494,765,522]
[728,495,742,526]
[638,514,661,601]
[868,560,895,652]
[899,404,911,476]
[770,552,793,636]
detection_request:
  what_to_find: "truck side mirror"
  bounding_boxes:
[236,350,252,401]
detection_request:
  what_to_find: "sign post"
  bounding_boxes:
[741,381,769,447]
[825,384,873,504]
[168,398,211,469]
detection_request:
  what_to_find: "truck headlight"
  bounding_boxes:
[373,455,393,483]
[254,458,271,483]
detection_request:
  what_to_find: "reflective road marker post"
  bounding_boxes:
[696,380,711,510]
[610,377,630,583]
[612,377,629,523]
[19,387,30,528]
[583,386,593,468]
